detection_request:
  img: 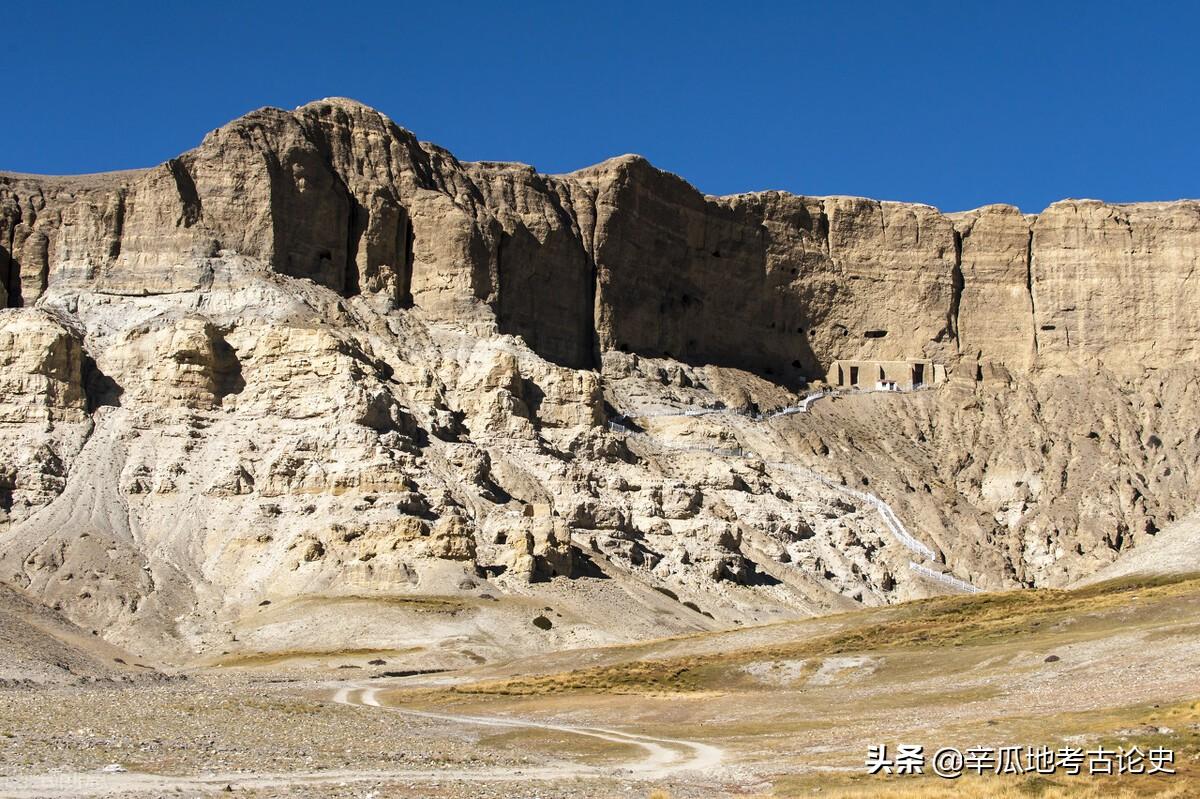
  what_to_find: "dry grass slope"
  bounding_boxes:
[439,574,1200,697]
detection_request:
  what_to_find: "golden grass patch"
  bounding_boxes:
[436,574,1200,698]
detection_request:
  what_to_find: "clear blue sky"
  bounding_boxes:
[5,1,1197,213]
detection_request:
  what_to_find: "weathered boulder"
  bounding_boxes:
[510,516,578,581]
[0,309,87,423]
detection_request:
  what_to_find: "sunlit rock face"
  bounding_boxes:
[2,97,1198,663]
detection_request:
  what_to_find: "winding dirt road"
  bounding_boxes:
[0,682,723,798]
[332,682,724,779]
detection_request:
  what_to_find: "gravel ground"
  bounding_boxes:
[0,675,736,798]
[0,675,504,777]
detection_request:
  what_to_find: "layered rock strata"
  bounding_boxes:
[1,98,1197,662]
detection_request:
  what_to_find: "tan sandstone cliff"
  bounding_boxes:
[1,98,1197,663]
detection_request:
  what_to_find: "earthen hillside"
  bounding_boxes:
[2,98,1197,664]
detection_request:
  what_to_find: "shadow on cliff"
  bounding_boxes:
[1,243,14,307]
[83,356,123,410]
[588,182,830,392]
[618,327,823,395]
[211,335,245,402]
[678,342,821,393]
[495,225,596,371]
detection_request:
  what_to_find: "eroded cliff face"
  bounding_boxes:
[5,98,1199,380]
[4,97,1195,383]
[1,98,1198,662]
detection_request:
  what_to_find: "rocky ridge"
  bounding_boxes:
[1,98,1197,663]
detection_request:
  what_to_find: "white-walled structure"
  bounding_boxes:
[826,359,945,390]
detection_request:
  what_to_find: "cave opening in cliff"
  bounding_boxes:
[399,218,415,308]
[212,335,246,402]
[913,363,925,387]
[343,201,363,297]
[864,330,888,338]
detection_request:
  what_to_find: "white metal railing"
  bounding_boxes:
[619,383,934,424]
[606,421,749,458]
[761,461,938,561]
[604,398,983,594]
[606,422,935,559]
[909,561,982,594]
